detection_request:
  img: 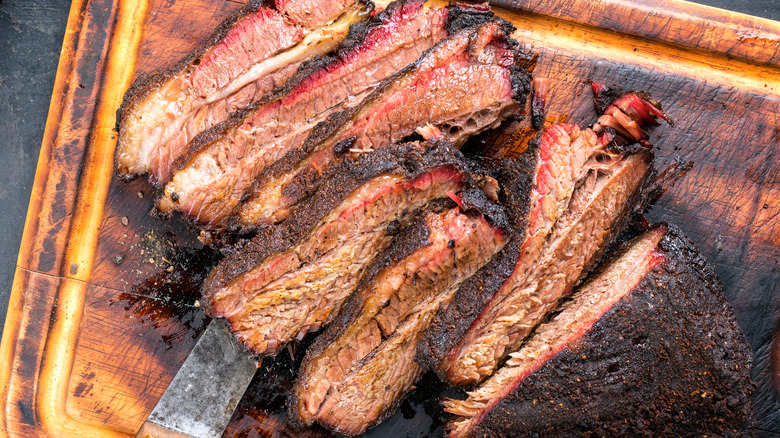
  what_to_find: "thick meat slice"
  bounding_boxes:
[291,201,507,436]
[160,17,530,229]
[443,151,652,385]
[417,124,611,383]
[158,0,459,229]
[201,140,470,356]
[444,225,754,437]
[115,0,368,185]
[418,92,667,386]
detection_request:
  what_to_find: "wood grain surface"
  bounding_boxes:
[0,0,778,436]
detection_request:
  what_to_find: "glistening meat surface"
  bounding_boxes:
[159,17,530,229]
[418,91,668,385]
[291,202,507,436]
[201,141,470,356]
[115,0,366,185]
[158,0,458,229]
[418,123,611,385]
[444,225,754,438]
[443,150,652,385]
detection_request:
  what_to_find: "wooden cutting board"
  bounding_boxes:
[1,0,778,436]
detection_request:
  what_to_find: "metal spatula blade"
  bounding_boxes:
[135,318,257,438]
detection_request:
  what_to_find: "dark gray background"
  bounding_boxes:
[0,0,777,369]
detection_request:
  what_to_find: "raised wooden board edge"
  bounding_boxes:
[0,0,149,436]
[1,0,779,437]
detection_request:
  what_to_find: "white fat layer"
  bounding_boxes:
[204,4,368,105]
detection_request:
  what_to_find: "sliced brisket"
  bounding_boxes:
[444,225,754,437]
[115,0,368,185]
[160,16,530,229]
[290,200,507,436]
[158,0,456,229]
[201,140,470,356]
[418,92,666,386]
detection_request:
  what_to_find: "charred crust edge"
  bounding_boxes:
[470,224,754,437]
[415,149,538,376]
[201,140,470,300]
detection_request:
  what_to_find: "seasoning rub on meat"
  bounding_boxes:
[201,140,472,356]
[116,0,370,185]
[444,225,754,437]
[419,91,666,386]
[291,194,507,436]
[158,13,530,229]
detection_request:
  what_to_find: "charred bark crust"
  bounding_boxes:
[467,225,754,438]
[115,0,266,134]
[201,139,469,299]
[416,148,537,376]
[288,193,507,431]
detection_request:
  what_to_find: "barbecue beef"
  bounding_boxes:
[157,0,459,229]
[115,0,368,185]
[418,92,665,386]
[201,140,471,356]
[276,0,359,29]
[159,15,530,229]
[290,200,507,436]
[444,224,754,437]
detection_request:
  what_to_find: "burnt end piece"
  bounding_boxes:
[462,225,754,437]
[416,146,537,375]
[202,140,469,293]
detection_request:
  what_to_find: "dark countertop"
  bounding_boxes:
[0,0,777,365]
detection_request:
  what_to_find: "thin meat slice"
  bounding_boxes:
[291,200,507,436]
[417,124,610,384]
[418,91,668,386]
[158,0,464,229]
[160,17,530,229]
[115,0,368,185]
[201,140,470,356]
[444,225,754,438]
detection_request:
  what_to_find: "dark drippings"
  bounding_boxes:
[116,243,454,437]
[221,333,452,438]
[110,244,222,349]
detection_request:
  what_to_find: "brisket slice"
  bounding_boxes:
[201,140,470,356]
[443,151,652,385]
[417,92,666,386]
[417,124,613,384]
[158,0,461,229]
[237,18,529,228]
[290,200,508,436]
[159,16,529,230]
[444,225,754,438]
[115,0,368,185]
